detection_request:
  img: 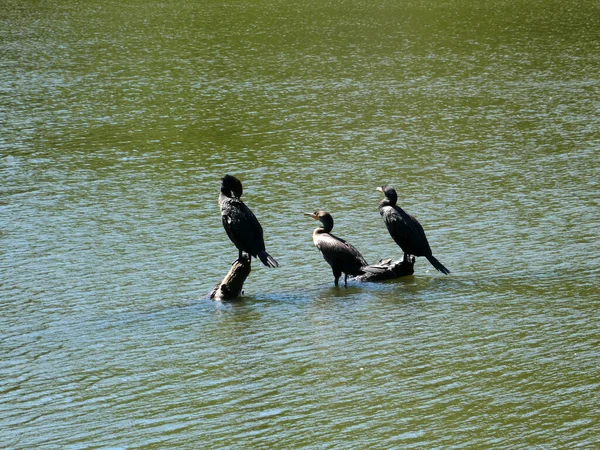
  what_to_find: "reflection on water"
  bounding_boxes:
[1,0,599,447]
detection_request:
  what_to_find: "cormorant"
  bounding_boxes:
[219,175,279,268]
[305,211,370,286]
[377,185,450,274]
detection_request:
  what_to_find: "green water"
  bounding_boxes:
[1,0,599,448]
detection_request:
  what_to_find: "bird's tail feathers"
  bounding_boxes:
[426,255,450,275]
[258,251,279,268]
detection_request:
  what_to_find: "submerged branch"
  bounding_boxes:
[209,255,252,300]
[352,256,415,282]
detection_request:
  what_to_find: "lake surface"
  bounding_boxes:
[1,0,599,448]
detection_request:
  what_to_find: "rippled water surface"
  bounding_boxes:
[2,0,599,448]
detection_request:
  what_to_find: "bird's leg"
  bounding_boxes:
[232,249,246,265]
[402,253,416,266]
[333,269,341,287]
[231,249,242,265]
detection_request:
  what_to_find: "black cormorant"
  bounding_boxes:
[377,185,450,275]
[219,175,279,268]
[305,211,370,286]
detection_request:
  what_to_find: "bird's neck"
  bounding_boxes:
[379,197,396,208]
[315,225,332,234]
[219,192,242,210]
[220,188,243,203]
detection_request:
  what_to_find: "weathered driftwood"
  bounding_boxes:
[209,256,252,300]
[209,254,414,299]
[351,256,415,282]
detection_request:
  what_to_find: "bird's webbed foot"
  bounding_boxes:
[233,251,251,265]
[401,253,416,266]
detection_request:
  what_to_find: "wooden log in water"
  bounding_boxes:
[209,255,252,300]
[351,256,415,282]
[209,254,412,299]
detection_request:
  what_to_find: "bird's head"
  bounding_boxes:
[304,210,334,231]
[377,184,397,205]
[221,174,243,198]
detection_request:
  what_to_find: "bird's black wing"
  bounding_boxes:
[397,208,432,256]
[221,198,266,256]
[381,205,411,249]
[381,205,432,256]
[316,233,368,274]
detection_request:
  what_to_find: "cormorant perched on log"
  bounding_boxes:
[377,185,450,275]
[305,211,377,286]
[219,175,279,268]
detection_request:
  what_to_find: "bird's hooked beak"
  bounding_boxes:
[303,212,318,220]
[376,186,384,193]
